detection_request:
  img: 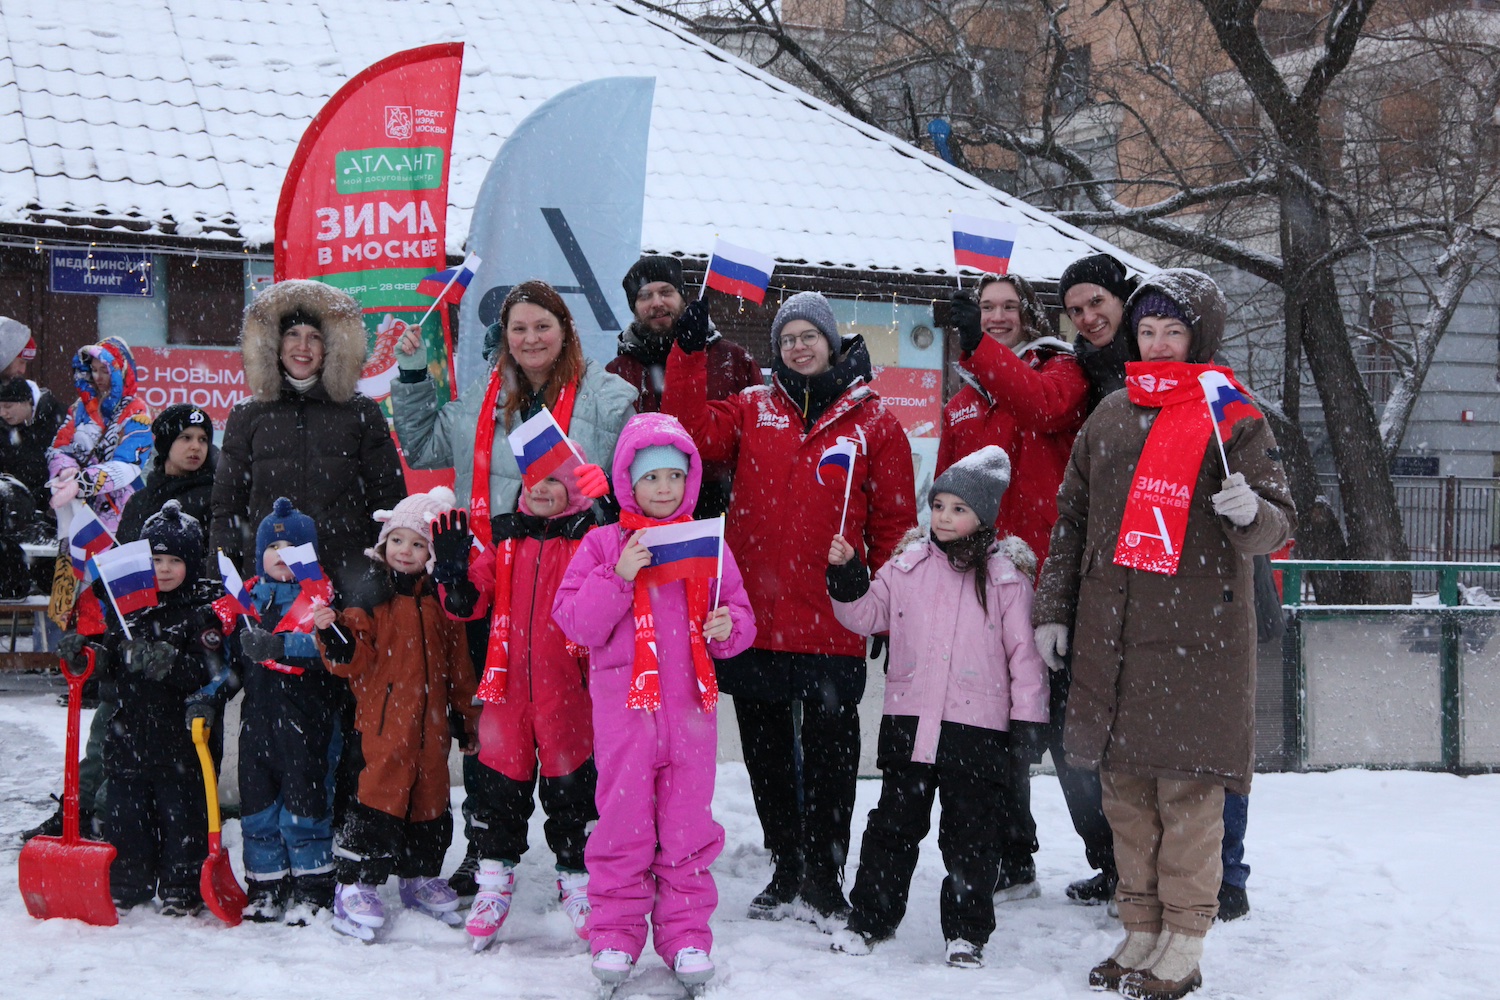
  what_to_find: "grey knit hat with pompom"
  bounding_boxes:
[929,445,1012,528]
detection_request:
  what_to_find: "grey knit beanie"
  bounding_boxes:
[929,445,1012,528]
[0,317,33,371]
[770,291,841,358]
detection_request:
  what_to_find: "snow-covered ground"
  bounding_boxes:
[3,688,1498,1000]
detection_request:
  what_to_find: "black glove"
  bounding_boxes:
[1010,720,1048,766]
[122,638,177,681]
[431,509,472,580]
[673,300,712,354]
[238,625,285,663]
[950,289,983,354]
[185,697,215,732]
[449,708,477,753]
[826,553,870,603]
[319,623,356,664]
[869,634,890,671]
[59,632,92,671]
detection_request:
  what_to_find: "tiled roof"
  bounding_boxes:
[0,0,1149,278]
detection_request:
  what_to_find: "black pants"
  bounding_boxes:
[995,746,1038,876]
[848,719,1005,945]
[334,801,454,886]
[104,765,208,907]
[464,757,597,872]
[1046,666,1114,873]
[734,694,860,879]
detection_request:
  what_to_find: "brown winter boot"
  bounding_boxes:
[1089,928,1159,991]
[1118,930,1204,1000]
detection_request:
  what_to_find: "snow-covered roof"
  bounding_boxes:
[0,0,1151,280]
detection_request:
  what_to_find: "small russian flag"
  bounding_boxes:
[416,252,482,305]
[509,408,580,491]
[278,543,325,584]
[90,539,158,618]
[704,239,775,304]
[638,517,724,587]
[68,502,115,580]
[1198,370,1264,444]
[273,576,334,634]
[218,550,257,619]
[951,214,1019,274]
[816,440,859,486]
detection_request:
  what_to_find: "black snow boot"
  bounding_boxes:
[747,854,802,920]
[797,867,851,929]
[1216,882,1250,922]
[447,842,480,899]
[1066,866,1118,905]
[242,878,286,923]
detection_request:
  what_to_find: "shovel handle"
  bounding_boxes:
[59,647,95,845]
[191,719,223,838]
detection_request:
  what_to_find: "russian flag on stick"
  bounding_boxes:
[638,517,725,587]
[816,440,858,486]
[89,539,157,638]
[68,501,115,581]
[1198,369,1264,474]
[510,408,582,490]
[278,543,325,583]
[417,252,482,305]
[703,239,775,304]
[218,550,257,620]
[951,214,1019,274]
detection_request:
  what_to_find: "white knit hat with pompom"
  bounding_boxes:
[366,486,457,573]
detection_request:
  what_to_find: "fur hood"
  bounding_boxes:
[891,525,1037,580]
[240,280,367,403]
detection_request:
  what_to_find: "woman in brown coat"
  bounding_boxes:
[1032,269,1294,1000]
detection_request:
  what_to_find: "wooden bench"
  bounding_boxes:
[0,594,55,671]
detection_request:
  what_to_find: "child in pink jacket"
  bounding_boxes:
[825,445,1048,969]
[553,413,756,995]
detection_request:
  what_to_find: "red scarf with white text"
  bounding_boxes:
[617,510,717,713]
[469,373,577,546]
[1112,361,1243,576]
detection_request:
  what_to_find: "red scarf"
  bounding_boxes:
[616,510,718,713]
[470,372,577,546]
[1113,361,1243,576]
[474,531,586,704]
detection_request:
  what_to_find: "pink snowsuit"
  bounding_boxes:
[553,413,756,966]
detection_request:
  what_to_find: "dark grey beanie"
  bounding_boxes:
[770,291,841,357]
[929,445,1012,528]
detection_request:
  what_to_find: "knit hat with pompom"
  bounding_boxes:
[929,445,1012,529]
[142,499,205,582]
[256,497,318,571]
[367,486,457,573]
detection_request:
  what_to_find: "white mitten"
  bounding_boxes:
[49,468,79,509]
[1034,623,1071,672]
[1211,472,1259,527]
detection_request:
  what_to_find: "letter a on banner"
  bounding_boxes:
[275,43,464,491]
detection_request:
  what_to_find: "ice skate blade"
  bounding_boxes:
[470,931,497,952]
[408,904,464,927]
[331,916,377,942]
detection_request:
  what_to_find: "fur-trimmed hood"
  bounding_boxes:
[240,280,368,403]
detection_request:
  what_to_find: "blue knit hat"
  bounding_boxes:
[256,497,317,570]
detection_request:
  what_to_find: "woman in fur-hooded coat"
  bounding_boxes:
[210,280,405,599]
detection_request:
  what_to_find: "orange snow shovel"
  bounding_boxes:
[192,718,246,925]
[18,648,118,926]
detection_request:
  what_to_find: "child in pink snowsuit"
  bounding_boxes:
[553,412,756,994]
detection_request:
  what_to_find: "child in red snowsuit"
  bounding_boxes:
[432,462,601,950]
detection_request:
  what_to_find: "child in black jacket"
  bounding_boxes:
[63,500,236,914]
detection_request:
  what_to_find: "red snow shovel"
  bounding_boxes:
[192,718,246,926]
[18,648,119,926]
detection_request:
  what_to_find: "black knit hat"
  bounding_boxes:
[929,445,1012,528]
[151,404,212,464]
[0,378,31,404]
[142,499,205,582]
[622,255,685,308]
[1058,253,1137,305]
[279,308,322,336]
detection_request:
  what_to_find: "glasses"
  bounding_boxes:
[778,331,825,352]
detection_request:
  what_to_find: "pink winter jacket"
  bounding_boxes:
[831,535,1049,764]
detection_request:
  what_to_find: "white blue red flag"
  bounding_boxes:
[416,252,482,305]
[278,543,325,583]
[704,239,775,304]
[90,539,158,621]
[509,408,580,490]
[816,440,859,486]
[638,517,724,587]
[218,551,257,619]
[951,214,1019,274]
[1198,370,1264,445]
[67,502,115,581]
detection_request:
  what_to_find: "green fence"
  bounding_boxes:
[1272,560,1500,773]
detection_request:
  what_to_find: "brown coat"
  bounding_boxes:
[1033,269,1295,796]
[326,582,478,822]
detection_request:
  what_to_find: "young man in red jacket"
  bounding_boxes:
[607,255,760,518]
[938,273,1088,902]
